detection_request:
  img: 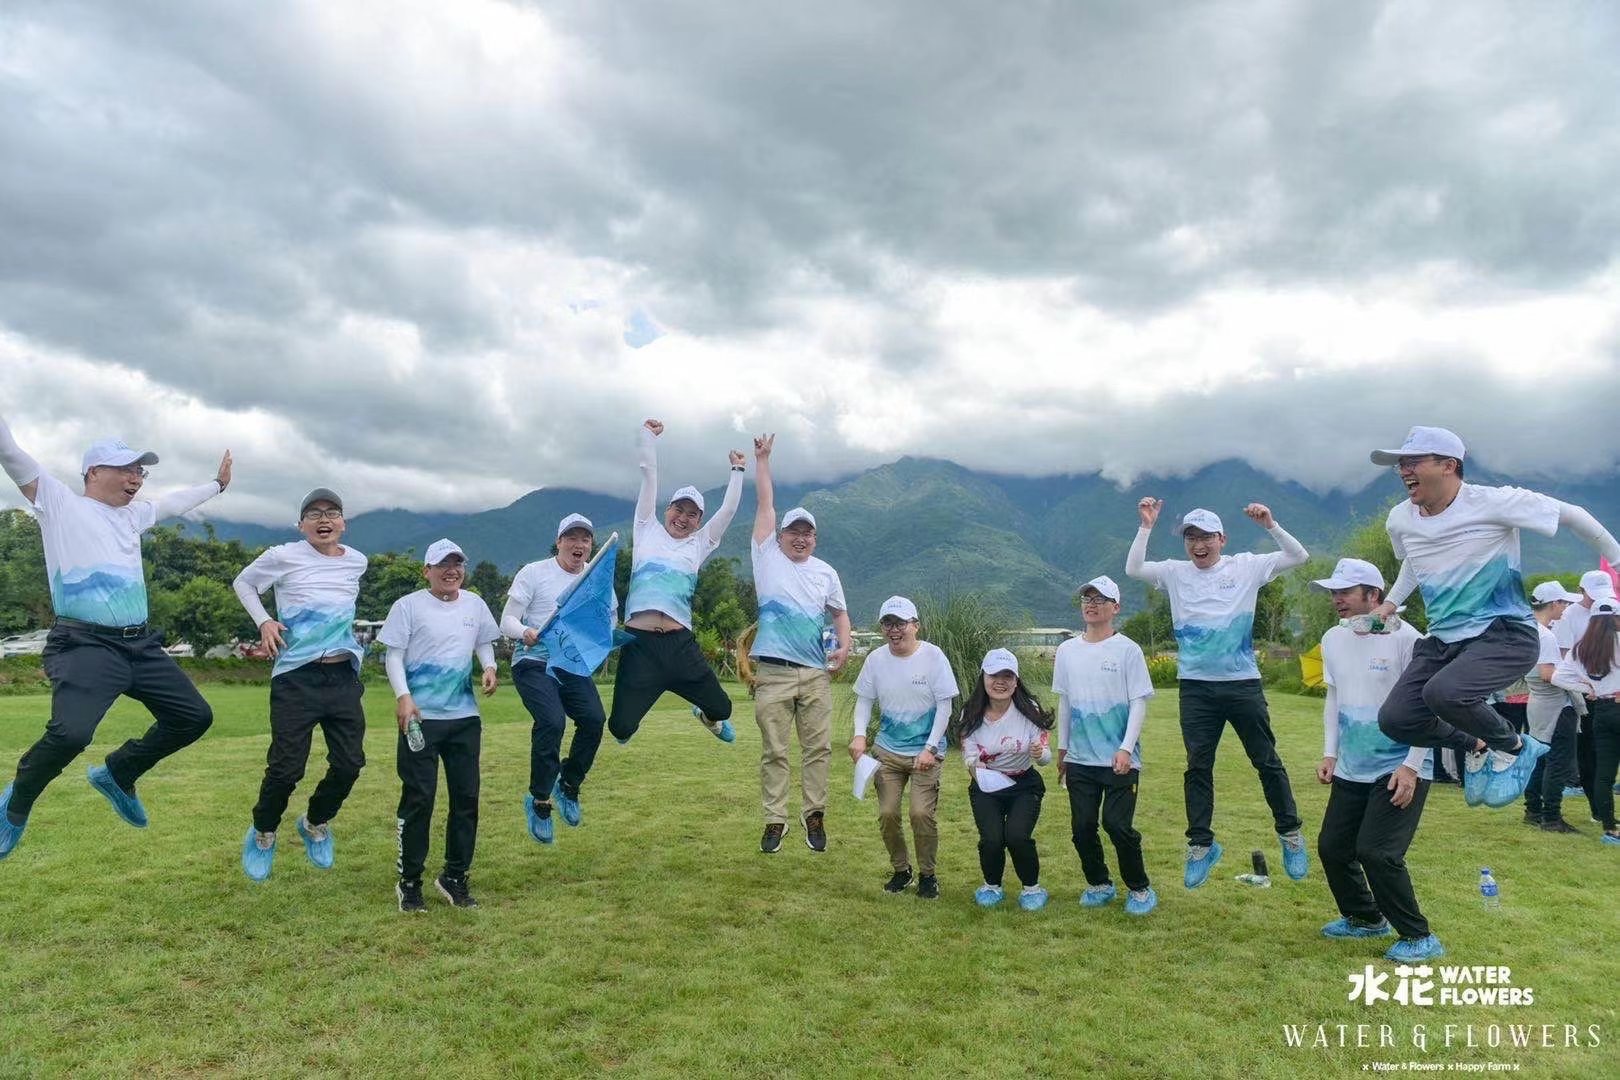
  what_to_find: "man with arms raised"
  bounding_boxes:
[1126,498,1310,888]
[233,488,368,881]
[0,413,230,859]
[1370,427,1620,808]
[748,433,851,854]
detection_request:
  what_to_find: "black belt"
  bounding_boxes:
[755,655,812,669]
[54,617,150,639]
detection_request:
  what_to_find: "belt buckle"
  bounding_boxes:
[121,624,143,639]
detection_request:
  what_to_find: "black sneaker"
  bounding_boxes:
[916,874,940,900]
[804,812,826,853]
[435,872,479,909]
[883,868,914,894]
[760,823,786,854]
[396,878,426,913]
[1540,818,1582,834]
[1521,811,1543,827]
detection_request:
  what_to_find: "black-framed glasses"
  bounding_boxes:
[1080,594,1116,607]
[302,508,344,522]
[100,465,149,479]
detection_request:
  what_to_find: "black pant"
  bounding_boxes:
[9,623,214,817]
[513,661,606,800]
[1575,707,1596,808]
[1317,774,1432,940]
[1067,763,1148,891]
[1178,679,1300,847]
[1492,700,1527,735]
[251,662,367,834]
[1378,618,1539,754]
[1591,699,1620,831]
[1524,706,1578,823]
[969,771,1044,888]
[606,627,732,742]
[396,716,481,882]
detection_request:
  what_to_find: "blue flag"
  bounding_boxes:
[537,533,629,680]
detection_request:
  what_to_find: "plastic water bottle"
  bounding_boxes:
[1236,849,1271,887]
[1479,867,1501,910]
[406,717,426,753]
[821,625,837,669]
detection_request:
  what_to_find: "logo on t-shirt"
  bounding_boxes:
[910,674,928,686]
[1218,577,1237,591]
[1368,657,1391,674]
[462,616,475,629]
[1100,659,1120,673]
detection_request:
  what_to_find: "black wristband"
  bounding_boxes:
[731,466,745,472]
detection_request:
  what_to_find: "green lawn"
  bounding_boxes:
[0,684,1614,1078]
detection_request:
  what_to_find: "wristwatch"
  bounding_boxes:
[923,744,942,758]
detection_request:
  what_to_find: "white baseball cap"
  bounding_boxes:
[1531,581,1582,605]
[556,513,594,539]
[1370,426,1467,466]
[781,507,816,530]
[981,647,1020,676]
[1592,598,1620,616]
[1311,558,1386,593]
[423,538,466,566]
[82,439,159,474]
[878,596,918,622]
[1077,575,1121,603]
[1177,508,1224,537]
[669,485,705,514]
[1578,569,1617,598]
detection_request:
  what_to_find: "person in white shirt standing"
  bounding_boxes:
[1523,581,1581,833]
[0,413,229,860]
[1367,426,1620,811]
[1053,575,1157,916]
[850,596,958,898]
[1550,598,1620,846]
[607,420,745,746]
[955,649,1054,911]
[748,434,851,855]
[1553,570,1618,812]
[379,539,501,913]
[1125,498,1311,889]
[503,513,614,846]
[233,488,369,881]
[1311,558,1442,965]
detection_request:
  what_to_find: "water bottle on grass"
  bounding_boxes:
[1479,867,1501,910]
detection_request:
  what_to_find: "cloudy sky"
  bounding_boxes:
[2,0,1618,523]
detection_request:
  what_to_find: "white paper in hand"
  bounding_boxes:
[853,754,882,800]
[975,767,1015,793]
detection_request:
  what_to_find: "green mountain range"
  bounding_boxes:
[194,458,1620,625]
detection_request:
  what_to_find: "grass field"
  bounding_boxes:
[0,683,1615,1078]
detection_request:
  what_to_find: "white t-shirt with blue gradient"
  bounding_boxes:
[235,541,368,676]
[748,537,847,669]
[507,557,618,667]
[1134,551,1288,681]
[1052,633,1154,769]
[852,642,959,756]
[377,590,501,720]
[1386,484,1561,645]
[625,515,725,630]
[28,471,158,626]
[1320,622,1433,782]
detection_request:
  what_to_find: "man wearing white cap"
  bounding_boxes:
[1053,575,1158,916]
[851,595,958,897]
[0,412,230,860]
[747,434,850,854]
[233,487,369,881]
[1125,497,1310,888]
[1310,558,1441,964]
[1367,426,1620,810]
[378,539,501,912]
[1523,581,1581,832]
[1553,570,1617,811]
[501,513,613,845]
[607,420,746,746]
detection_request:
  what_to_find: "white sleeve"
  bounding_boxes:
[854,695,876,742]
[1322,685,1340,758]
[1055,693,1069,751]
[0,415,41,489]
[1119,697,1146,756]
[1536,629,1561,666]
[1124,527,1168,587]
[385,647,411,699]
[499,595,531,641]
[476,642,496,670]
[152,480,223,522]
[1386,559,1418,607]
[960,731,981,768]
[1556,501,1620,564]
[925,699,952,753]
[1264,523,1308,576]
[635,426,658,525]
[231,551,279,628]
[1551,657,1593,695]
[701,468,745,549]
[1399,746,1428,774]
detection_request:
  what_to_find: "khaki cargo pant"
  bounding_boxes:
[873,745,942,875]
[754,662,833,826]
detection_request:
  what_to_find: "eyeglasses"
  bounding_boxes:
[1183,531,1220,543]
[1080,595,1116,607]
[98,465,149,479]
[302,509,344,521]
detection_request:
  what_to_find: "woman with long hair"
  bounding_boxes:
[952,649,1055,910]
[1551,598,1620,845]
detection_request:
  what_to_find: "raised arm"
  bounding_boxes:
[1556,501,1620,564]
[1244,503,1308,571]
[152,451,231,519]
[751,434,776,544]
[702,448,746,543]
[0,413,42,504]
[1125,497,1164,584]
[635,420,662,525]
